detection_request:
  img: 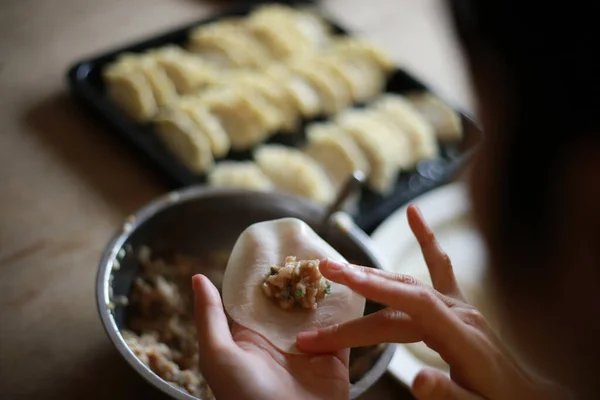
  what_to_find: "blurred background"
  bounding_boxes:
[0,0,474,399]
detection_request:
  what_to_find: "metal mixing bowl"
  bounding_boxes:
[96,186,395,399]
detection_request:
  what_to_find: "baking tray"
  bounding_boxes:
[66,0,482,234]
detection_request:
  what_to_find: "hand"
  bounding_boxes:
[296,205,573,400]
[192,274,350,400]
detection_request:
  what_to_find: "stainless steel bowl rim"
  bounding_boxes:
[96,186,394,400]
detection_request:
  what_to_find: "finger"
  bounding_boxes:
[318,259,476,363]
[192,274,236,367]
[297,308,420,353]
[407,205,463,299]
[412,368,483,400]
[319,259,457,306]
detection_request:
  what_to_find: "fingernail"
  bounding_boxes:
[297,330,319,341]
[413,371,434,396]
[323,258,343,272]
[191,274,204,292]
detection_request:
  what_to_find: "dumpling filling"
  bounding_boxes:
[262,256,331,310]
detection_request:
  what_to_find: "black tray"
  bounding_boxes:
[66,0,482,234]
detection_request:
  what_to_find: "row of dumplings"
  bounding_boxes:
[208,93,463,204]
[104,38,395,173]
[103,3,394,121]
[187,4,333,67]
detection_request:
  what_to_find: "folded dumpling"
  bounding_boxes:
[175,97,231,158]
[254,144,335,206]
[288,62,351,115]
[250,4,331,49]
[246,4,328,60]
[330,37,395,74]
[406,92,463,142]
[111,53,178,109]
[207,161,274,191]
[153,110,214,174]
[199,88,280,150]
[148,46,220,94]
[304,122,370,192]
[373,94,439,163]
[265,65,321,119]
[222,218,365,354]
[219,71,300,133]
[336,109,410,194]
[188,22,271,68]
[103,61,158,121]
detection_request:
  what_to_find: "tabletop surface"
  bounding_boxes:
[0,0,471,398]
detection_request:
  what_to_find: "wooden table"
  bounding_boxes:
[0,0,472,398]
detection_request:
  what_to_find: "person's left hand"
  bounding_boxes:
[192,274,350,400]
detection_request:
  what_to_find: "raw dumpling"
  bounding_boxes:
[265,65,321,119]
[175,97,231,158]
[250,4,331,49]
[336,110,409,194]
[312,55,360,103]
[112,53,178,108]
[149,46,220,94]
[304,122,370,192]
[103,62,158,122]
[330,37,395,74]
[373,94,439,163]
[222,218,366,354]
[406,92,463,142]
[153,110,214,174]
[207,161,274,191]
[254,145,336,206]
[188,22,271,68]
[199,88,279,150]
[220,71,300,133]
[288,62,351,115]
[326,53,386,103]
[246,4,327,60]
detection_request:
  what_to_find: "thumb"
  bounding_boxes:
[412,368,484,400]
[192,274,236,370]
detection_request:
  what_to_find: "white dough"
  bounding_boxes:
[222,218,366,354]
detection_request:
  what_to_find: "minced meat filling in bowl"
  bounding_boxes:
[262,256,331,310]
[120,247,227,399]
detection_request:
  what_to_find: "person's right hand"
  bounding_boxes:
[297,205,573,400]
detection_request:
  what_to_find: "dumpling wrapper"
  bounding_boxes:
[222,218,366,354]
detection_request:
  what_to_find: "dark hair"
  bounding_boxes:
[448,1,600,270]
